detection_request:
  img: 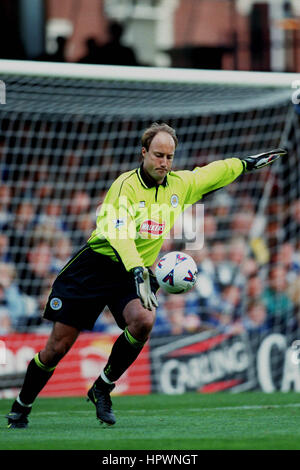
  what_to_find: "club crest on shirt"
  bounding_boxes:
[50,298,62,310]
[171,194,179,208]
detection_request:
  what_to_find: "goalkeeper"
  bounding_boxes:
[6,122,285,428]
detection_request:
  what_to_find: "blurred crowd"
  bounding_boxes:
[37,21,139,67]
[0,165,300,337]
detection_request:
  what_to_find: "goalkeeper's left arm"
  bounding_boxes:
[180,148,287,205]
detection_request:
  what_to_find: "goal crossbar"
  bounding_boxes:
[0,59,298,88]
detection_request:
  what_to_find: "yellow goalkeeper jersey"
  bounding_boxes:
[87,159,243,271]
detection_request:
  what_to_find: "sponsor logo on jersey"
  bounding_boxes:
[139,219,165,236]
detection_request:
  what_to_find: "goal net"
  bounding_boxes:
[0,61,299,392]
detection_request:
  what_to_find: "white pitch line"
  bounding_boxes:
[33,403,300,416]
[189,403,300,412]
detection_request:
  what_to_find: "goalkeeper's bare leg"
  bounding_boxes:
[87,298,156,425]
[6,322,79,428]
[6,300,155,427]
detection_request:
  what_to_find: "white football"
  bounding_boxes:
[155,251,198,294]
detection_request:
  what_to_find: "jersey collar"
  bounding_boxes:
[137,164,168,189]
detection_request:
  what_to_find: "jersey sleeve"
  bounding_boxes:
[182,158,244,205]
[94,179,144,271]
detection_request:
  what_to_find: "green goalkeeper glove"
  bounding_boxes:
[132,267,159,311]
[241,148,287,173]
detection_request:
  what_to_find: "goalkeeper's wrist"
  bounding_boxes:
[131,266,145,274]
[132,267,146,283]
[241,160,248,173]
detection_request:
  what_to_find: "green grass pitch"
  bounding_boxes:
[1,392,300,450]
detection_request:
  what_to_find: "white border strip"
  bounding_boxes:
[0,59,299,87]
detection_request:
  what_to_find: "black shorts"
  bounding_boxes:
[43,245,158,331]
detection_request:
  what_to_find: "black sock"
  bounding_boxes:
[95,327,145,385]
[13,352,56,409]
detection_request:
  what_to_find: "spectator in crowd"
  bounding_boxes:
[231,211,255,238]
[0,183,12,229]
[153,292,201,336]
[151,291,174,336]
[61,152,84,187]
[0,298,11,334]
[97,21,138,66]
[34,182,56,205]
[21,241,52,297]
[242,300,269,334]
[203,214,217,245]
[72,212,95,249]
[261,264,295,330]
[207,284,243,331]
[266,219,285,254]
[78,38,102,64]
[186,263,218,324]
[245,275,264,302]
[85,165,103,199]
[0,233,11,262]
[167,294,201,334]
[0,262,24,331]
[181,245,217,324]
[225,237,247,288]
[51,236,73,274]
[0,138,9,182]
[241,256,259,279]
[37,200,68,234]
[210,190,233,239]
[65,190,91,232]
[36,36,67,62]
[31,200,69,250]
[208,240,231,289]
[8,200,37,267]
[208,237,246,291]
[283,199,300,244]
[0,262,39,331]
[78,21,138,66]
[287,276,300,326]
[275,242,300,285]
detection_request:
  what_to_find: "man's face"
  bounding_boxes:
[142,131,175,184]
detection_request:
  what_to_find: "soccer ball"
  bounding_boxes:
[155,251,198,294]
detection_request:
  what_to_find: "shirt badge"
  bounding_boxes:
[50,298,62,310]
[113,218,125,230]
[171,194,179,208]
